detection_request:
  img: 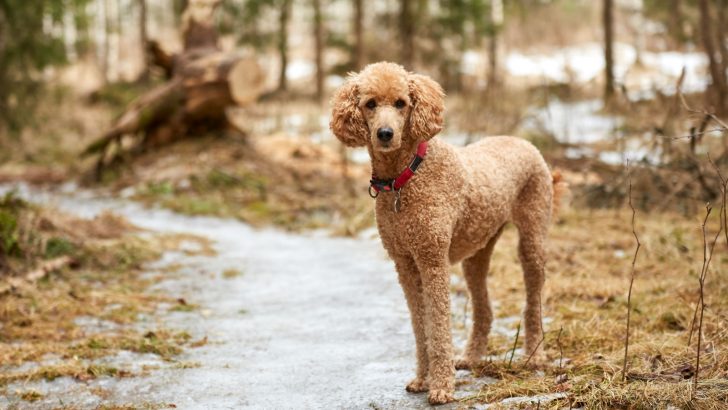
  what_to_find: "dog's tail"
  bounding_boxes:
[551,170,570,219]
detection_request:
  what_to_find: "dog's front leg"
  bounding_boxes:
[417,258,455,405]
[395,256,429,393]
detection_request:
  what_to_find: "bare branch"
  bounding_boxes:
[507,321,521,369]
[557,326,564,369]
[693,156,726,393]
[0,256,75,295]
[680,91,728,131]
[523,333,546,367]
[671,128,726,140]
[622,167,641,382]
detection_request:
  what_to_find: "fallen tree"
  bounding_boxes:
[83,0,265,179]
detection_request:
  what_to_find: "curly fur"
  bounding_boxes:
[330,62,560,405]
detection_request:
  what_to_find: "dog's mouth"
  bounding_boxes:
[372,138,401,152]
[375,145,400,153]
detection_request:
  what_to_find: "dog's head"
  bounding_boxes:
[330,62,445,153]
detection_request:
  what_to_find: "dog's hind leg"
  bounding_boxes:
[512,174,552,361]
[456,225,505,370]
[395,256,429,393]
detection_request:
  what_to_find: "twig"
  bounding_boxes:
[671,128,725,140]
[523,334,545,367]
[688,296,701,347]
[709,155,728,249]
[0,256,74,295]
[622,168,641,382]
[507,321,521,369]
[694,204,712,394]
[692,156,726,393]
[557,326,564,369]
[689,156,727,345]
[679,92,728,131]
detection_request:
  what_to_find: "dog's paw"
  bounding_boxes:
[405,377,428,393]
[427,389,454,405]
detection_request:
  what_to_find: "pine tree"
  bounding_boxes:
[0,0,90,133]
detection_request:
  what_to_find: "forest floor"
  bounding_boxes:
[1,81,727,408]
[1,180,727,409]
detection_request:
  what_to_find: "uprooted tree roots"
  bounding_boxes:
[82,0,265,181]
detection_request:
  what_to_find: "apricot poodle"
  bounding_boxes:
[330,62,564,405]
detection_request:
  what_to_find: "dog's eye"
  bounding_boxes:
[365,99,376,109]
[395,99,406,109]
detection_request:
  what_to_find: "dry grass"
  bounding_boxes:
[0,197,212,396]
[456,207,728,408]
[98,134,374,234]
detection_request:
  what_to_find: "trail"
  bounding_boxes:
[1,185,500,409]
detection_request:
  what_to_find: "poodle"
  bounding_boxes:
[329,62,563,405]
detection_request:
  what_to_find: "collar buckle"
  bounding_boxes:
[368,141,428,212]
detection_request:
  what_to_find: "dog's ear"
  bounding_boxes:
[408,73,445,141]
[330,75,368,147]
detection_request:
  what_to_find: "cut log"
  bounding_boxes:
[83,53,263,156]
[83,0,265,179]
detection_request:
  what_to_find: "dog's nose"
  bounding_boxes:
[377,127,394,142]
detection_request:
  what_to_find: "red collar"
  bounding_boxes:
[369,141,428,196]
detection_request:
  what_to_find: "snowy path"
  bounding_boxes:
[1,186,496,409]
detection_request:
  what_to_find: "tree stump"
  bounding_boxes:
[84,0,265,179]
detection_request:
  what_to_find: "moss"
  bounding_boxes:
[0,191,25,258]
[146,181,175,196]
[244,200,272,219]
[0,208,20,257]
[44,236,76,258]
[168,196,222,216]
[205,169,240,188]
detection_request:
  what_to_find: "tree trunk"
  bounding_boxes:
[313,0,324,102]
[669,0,684,45]
[699,0,727,115]
[603,0,615,102]
[487,0,503,89]
[278,0,291,92]
[62,3,78,62]
[487,35,498,88]
[353,0,364,70]
[718,0,728,80]
[111,0,121,81]
[400,0,415,69]
[138,0,150,80]
[102,0,110,83]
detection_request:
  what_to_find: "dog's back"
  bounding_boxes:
[446,136,556,263]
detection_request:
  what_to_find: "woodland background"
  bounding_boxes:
[1,1,728,409]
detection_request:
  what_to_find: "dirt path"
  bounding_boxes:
[2,185,500,409]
